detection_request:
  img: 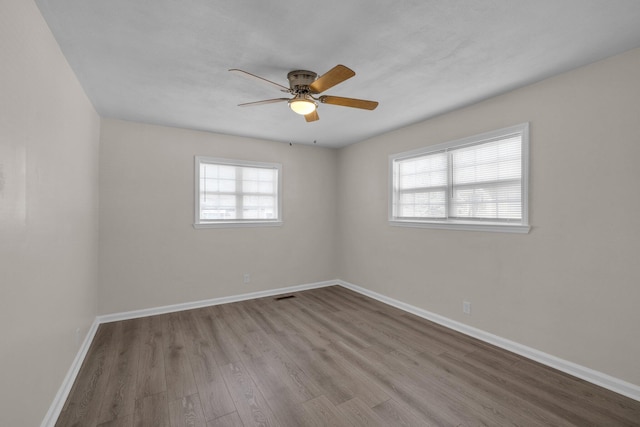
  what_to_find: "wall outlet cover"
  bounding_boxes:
[463,301,471,315]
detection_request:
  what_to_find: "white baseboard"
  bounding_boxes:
[42,279,338,426]
[40,318,100,427]
[97,279,337,324]
[336,279,640,402]
[43,277,639,426]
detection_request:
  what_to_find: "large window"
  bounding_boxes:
[390,123,529,233]
[194,157,282,228]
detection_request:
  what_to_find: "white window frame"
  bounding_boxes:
[194,156,282,229]
[389,123,530,234]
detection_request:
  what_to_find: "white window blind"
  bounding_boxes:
[195,157,282,228]
[396,151,448,219]
[390,123,529,233]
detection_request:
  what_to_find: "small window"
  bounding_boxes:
[194,157,282,228]
[389,123,530,233]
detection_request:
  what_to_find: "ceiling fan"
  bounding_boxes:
[229,65,378,122]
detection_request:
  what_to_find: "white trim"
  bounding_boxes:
[388,123,530,232]
[40,318,100,427]
[42,280,338,426]
[390,123,529,162]
[97,280,337,323]
[193,220,282,229]
[336,280,640,402]
[194,156,283,228]
[390,219,531,234]
[43,277,639,426]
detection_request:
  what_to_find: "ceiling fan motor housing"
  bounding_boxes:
[287,70,317,93]
[230,65,377,121]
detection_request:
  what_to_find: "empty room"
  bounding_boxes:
[2,0,640,426]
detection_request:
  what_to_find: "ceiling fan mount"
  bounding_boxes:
[229,65,378,122]
[287,70,318,93]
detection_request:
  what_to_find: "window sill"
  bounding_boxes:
[389,219,530,234]
[194,221,283,229]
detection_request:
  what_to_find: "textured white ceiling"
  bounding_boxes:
[35,0,640,147]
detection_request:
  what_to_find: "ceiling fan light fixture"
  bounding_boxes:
[231,65,377,122]
[288,96,317,115]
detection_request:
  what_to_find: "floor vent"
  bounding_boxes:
[274,295,296,301]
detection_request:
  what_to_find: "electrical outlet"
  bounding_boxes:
[463,301,471,315]
[243,273,251,284]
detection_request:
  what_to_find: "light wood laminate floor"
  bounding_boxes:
[55,285,640,426]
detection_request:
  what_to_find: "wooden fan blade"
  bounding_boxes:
[238,98,290,107]
[304,110,319,122]
[229,69,291,93]
[320,95,378,110]
[309,65,355,94]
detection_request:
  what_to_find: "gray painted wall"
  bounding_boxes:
[0,1,101,425]
[337,47,640,386]
[98,119,339,314]
[2,2,639,424]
